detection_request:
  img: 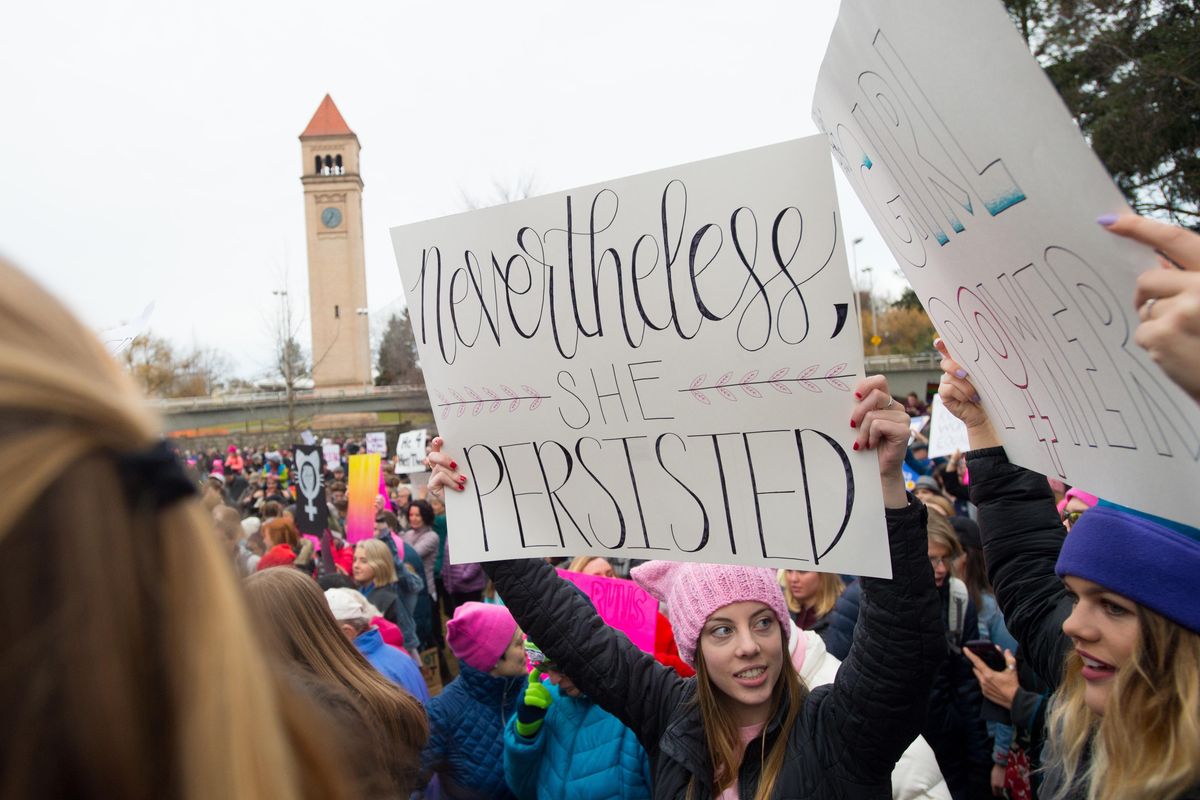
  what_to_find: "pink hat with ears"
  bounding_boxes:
[631,561,791,667]
[1057,487,1100,515]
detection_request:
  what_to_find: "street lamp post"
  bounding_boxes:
[862,266,880,354]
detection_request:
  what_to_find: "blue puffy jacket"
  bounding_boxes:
[423,663,524,799]
[504,684,651,800]
[353,627,430,705]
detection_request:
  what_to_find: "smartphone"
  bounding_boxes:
[964,639,1007,671]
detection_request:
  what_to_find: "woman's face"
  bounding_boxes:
[1061,575,1139,716]
[352,547,375,586]
[408,505,423,529]
[928,542,952,588]
[492,629,528,677]
[699,601,784,726]
[784,570,822,607]
[581,558,615,579]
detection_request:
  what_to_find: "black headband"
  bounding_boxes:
[115,439,196,511]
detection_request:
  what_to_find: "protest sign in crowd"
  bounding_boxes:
[2,2,1199,799]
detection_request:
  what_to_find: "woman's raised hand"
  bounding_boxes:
[1101,214,1200,405]
[933,338,1002,450]
[424,437,466,500]
[851,375,913,509]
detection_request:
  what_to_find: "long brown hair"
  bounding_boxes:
[691,628,808,799]
[0,258,346,799]
[244,567,428,793]
[1046,605,1200,800]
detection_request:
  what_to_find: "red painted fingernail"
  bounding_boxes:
[852,442,860,451]
[458,475,466,483]
[854,392,862,399]
[450,461,458,470]
[850,419,856,428]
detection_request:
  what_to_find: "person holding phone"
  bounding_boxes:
[935,338,1200,800]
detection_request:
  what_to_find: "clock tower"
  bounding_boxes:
[300,94,371,388]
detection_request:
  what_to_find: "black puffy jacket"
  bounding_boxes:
[485,498,944,799]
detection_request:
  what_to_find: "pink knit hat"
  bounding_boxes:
[1057,487,1100,515]
[631,561,791,666]
[445,602,519,672]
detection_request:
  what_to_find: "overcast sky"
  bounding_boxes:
[0,0,908,378]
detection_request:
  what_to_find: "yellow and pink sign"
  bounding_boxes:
[346,453,381,543]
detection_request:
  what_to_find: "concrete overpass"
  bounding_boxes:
[152,353,943,433]
[152,384,431,433]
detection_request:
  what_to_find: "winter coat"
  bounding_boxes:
[965,447,1200,800]
[353,627,431,705]
[485,498,945,799]
[921,582,989,799]
[404,525,440,600]
[423,662,524,800]
[789,624,950,800]
[361,581,420,655]
[443,537,488,595]
[820,578,862,660]
[504,684,652,800]
[819,573,989,797]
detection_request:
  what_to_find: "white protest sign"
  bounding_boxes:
[300,429,317,446]
[927,396,970,460]
[364,431,388,455]
[908,415,929,445]
[812,1,1200,525]
[322,443,342,467]
[98,302,154,356]
[395,429,428,474]
[392,138,892,575]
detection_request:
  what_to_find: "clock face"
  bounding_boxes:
[321,207,343,229]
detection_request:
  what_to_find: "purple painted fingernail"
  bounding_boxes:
[1096,214,1118,227]
[954,369,968,379]
[972,393,981,403]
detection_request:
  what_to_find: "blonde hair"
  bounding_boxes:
[925,513,962,559]
[777,570,845,619]
[0,258,345,799]
[566,555,610,574]
[1045,605,1200,800]
[355,538,398,586]
[244,568,428,794]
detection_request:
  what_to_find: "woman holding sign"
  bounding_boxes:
[935,339,1200,800]
[427,374,946,800]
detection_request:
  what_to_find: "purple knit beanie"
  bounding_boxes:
[1056,505,1200,634]
[445,602,518,672]
[631,561,791,666]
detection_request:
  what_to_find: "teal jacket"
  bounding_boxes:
[504,684,651,800]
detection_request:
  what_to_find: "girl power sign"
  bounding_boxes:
[391,138,892,576]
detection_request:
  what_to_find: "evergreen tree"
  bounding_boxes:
[1004,0,1199,227]
[376,312,423,386]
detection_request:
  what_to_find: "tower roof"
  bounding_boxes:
[301,94,354,138]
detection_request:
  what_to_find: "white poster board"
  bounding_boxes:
[98,302,154,356]
[395,429,429,474]
[926,396,970,460]
[812,1,1200,525]
[392,138,892,575]
[364,431,388,455]
[322,443,342,468]
[908,415,929,445]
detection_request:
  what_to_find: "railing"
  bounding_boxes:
[148,383,428,412]
[863,351,940,370]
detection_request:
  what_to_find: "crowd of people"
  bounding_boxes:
[0,212,1197,800]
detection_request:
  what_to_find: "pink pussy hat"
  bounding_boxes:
[631,561,791,666]
[445,601,518,672]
